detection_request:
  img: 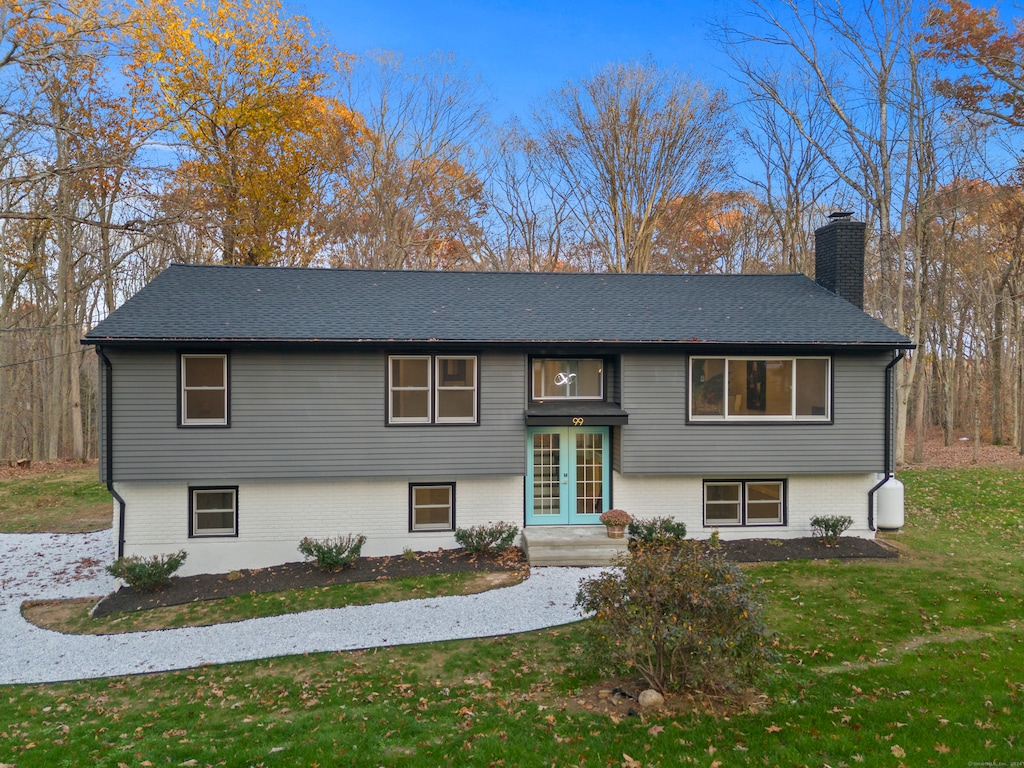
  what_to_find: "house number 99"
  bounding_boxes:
[572,417,585,426]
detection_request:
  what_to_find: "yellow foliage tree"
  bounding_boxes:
[128,0,362,265]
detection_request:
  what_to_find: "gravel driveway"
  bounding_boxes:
[0,532,595,685]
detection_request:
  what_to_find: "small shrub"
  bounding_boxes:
[810,514,854,547]
[106,551,187,591]
[402,547,418,562]
[575,541,776,694]
[298,534,366,571]
[627,516,687,549]
[454,521,519,554]
[598,508,631,527]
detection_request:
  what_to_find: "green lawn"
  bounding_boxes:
[0,468,111,533]
[1,467,1022,767]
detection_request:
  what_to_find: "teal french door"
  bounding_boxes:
[526,426,610,525]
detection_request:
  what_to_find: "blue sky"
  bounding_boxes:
[296,0,737,122]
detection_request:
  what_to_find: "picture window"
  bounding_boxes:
[690,357,829,421]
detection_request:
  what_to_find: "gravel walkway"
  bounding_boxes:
[0,532,596,685]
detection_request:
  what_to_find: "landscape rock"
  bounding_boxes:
[638,689,664,710]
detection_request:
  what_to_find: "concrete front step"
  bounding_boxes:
[521,525,629,566]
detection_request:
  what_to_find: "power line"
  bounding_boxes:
[0,349,91,371]
[0,323,91,334]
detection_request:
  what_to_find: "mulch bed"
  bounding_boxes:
[719,535,897,563]
[93,537,896,618]
[92,548,528,618]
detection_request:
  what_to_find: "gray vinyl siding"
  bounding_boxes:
[618,351,889,474]
[106,348,526,482]
[97,359,108,481]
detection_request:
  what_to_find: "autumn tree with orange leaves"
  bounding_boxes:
[927,1,1024,130]
[128,0,363,266]
[927,2,1024,450]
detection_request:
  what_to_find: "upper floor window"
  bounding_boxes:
[690,356,830,421]
[181,354,228,426]
[389,355,478,424]
[531,358,604,401]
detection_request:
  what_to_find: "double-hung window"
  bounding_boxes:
[409,483,455,531]
[689,356,830,421]
[704,480,784,526]
[189,487,238,537]
[181,353,229,426]
[389,355,478,424]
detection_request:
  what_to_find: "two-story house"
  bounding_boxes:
[84,216,912,576]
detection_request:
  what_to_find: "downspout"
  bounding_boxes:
[867,349,907,530]
[95,346,127,558]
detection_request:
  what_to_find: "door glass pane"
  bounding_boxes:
[531,433,561,516]
[575,432,604,515]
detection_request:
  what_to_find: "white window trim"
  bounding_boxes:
[181,353,228,426]
[703,480,785,527]
[388,354,478,425]
[190,487,238,537]
[435,356,477,423]
[688,356,830,422]
[410,483,455,531]
[389,354,432,424]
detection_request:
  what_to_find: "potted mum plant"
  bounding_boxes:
[599,508,631,538]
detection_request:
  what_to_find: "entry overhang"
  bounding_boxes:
[524,402,629,426]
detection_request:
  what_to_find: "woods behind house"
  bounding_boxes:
[2,0,1022,463]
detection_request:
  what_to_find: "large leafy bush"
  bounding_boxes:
[575,541,776,694]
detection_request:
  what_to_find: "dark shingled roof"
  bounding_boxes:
[83,264,912,348]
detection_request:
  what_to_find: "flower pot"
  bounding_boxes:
[606,525,625,539]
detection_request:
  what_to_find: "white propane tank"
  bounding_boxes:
[875,476,904,530]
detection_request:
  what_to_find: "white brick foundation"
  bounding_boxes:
[113,475,524,576]
[611,471,882,540]
[111,471,882,575]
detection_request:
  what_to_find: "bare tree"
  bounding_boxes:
[532,60,731,274]
[736,68,847,274]
[334,51,490,270]
[718,0,944,463]
[479,119,585,271]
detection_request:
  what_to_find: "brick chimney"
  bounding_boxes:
[814,212,866,309]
